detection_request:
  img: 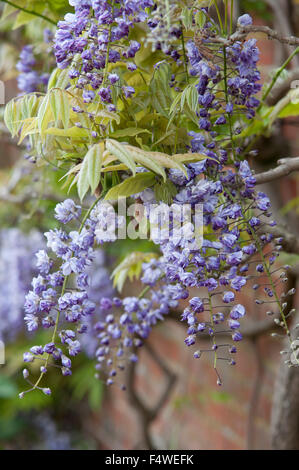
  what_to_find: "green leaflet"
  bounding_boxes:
[104,172,156,200]
[181,6,193,29]
[88,143,104,193]
[48,68,70,90]
[4,99,17,137]
[267,88,299,128]
[45,126,89,139]
[150,62,173,118]
[77,143,104,200]
[49,90,60,126]
[109,128,151,139]
[106,139,136,175]
[59,90,70,129]
[37,93,52,134]
[95,109,120,124]
[20,94,39,120]
[124,146,167,181]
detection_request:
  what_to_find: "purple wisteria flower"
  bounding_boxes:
[53,0,154,106]
[238,14,253,27]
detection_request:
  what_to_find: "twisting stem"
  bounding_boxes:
[1,0,57,25]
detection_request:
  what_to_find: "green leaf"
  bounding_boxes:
[96,109,120,125]
[4,99,16,136]
[60,90,70,129]
[37,93,52,134]
[77,142,104,201]
[181,6,193,29]
[109,128,151,139]
[13,10,37,29]
[87,142,104,193]
[195,10,207,29]
[20,94,39,120]
[150,62,172,118]
[49,90,60,126]
[1,3,16,21]
[105,172,156,200]
[77,143,104,200]
[151,87,171,118]
[268,88,299,127]
[45,126,89,139]
[106,139,136,175]
[144,150,188,176]
[47,89,70,128]
[48,68,70,90]
[124,145,167,181]
[185,85,199,113]
[69,362,104,410]
[77,160,90,202]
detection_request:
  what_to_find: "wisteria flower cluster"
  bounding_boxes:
[11,3,298,395]
[93,161,291,386]
[21,199,123,396]
[54,0,154,108]
[80,12,296,386]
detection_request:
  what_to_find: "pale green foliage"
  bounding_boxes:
[3,61,207,202]
[111,251,159,292]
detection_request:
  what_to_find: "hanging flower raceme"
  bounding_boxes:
[54,0,154,107]
[20,199,124,397]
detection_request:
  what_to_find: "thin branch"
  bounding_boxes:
[232,25,299,46]
[209,27,299,47]
[254,157,299,184]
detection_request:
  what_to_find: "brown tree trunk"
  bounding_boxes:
[271,352,299,449]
